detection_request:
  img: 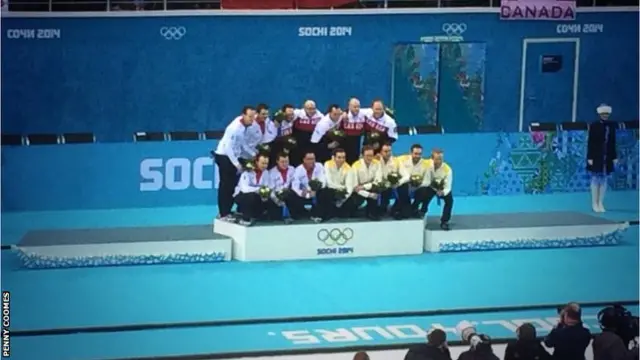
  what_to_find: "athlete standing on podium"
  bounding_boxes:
[214,106,257,221]
[340,98,368,164]
[291,100,323,167]
[310,104,344,164]
[362,100,398,152]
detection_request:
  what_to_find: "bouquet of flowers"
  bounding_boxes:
[431,179,445,191]
[243,161,256,172]
[409,174,424,187]
[272,110,286,124]
[256,143,271,156]
[275,188,290,202]
[308,179,323,192]
[367,131,382,142]
[334,188,348,199]
[328,128,345,142]
[369,181,387,194]
[258,186,271,200]
[384,107,395,117]
[387,172,401,187]
[281,135,297,154]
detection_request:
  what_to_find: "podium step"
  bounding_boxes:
[424,211,628,252]
[16,225,232,269]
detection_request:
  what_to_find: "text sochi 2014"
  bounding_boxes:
[298,26,352,37]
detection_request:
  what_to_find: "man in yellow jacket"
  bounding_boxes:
[377,142,404,218]
[396,144,432,219]
[349,145,384,220]
[324,148,354,218]
[423,148,454,230]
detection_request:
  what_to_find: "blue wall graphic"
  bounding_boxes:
[437,42,487,132]
[2,11,638,139]
[2,130,638,212]
[393,43,441,127]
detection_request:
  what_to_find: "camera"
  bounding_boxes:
[598,304,639,348]
[456,321,494,354]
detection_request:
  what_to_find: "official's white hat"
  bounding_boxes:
[597,104,612,114]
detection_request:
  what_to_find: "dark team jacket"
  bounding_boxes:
[586,120,617,174]
[404,343,452,360]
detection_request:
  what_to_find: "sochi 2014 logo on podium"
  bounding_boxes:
[316,227,354,256]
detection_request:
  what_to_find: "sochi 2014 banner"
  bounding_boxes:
[500,0,576,20]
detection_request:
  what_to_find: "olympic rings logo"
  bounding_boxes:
[441,23,467,37]
[160,26,187,40]
[317,228,354,246]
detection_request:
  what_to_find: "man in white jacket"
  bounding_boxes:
[289,150,332,223]
[267,152,296,224]
[233,154,272,226]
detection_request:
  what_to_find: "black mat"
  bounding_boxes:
[425,211,617,231]
[19,225,228,247]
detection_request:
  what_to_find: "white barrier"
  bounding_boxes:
[213,219,425,262]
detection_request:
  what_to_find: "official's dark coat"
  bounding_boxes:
[404,343,452,360]
[586,120,617,174]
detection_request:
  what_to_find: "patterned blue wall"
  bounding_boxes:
[2,130,637,211]
[2,11,638,139]
[478,130,639,195]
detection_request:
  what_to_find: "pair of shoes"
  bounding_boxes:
[238,219,254,226]
[366,214,381,221]
[217,214,236,222]
[440,222,450,231]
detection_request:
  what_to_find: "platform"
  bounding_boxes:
[15,225,232,269]
[213,218,425,262]
[424,211,629,252]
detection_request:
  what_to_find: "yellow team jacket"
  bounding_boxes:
[423,159,453,195]
[379,156,400,178]
[396,154,431,187]
[324,160,352,192]
[351,158,383,197]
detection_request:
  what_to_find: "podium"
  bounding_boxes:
[213,218,425,262]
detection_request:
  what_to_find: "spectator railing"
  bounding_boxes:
[3,0,637,13]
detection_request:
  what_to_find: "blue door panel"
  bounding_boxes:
[523,42,576,127]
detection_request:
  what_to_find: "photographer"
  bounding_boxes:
[353,351,370,360]
[505,323,551,360]
[544,302,592,360]
[404,328,452,360]
[457,334,500,360]
[593,305,639,360]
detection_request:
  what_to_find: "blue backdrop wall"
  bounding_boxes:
[2,130,638,212]
[2,10,638,140]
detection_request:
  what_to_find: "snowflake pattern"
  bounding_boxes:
[439,229,625,252]
[16,251,228,269]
